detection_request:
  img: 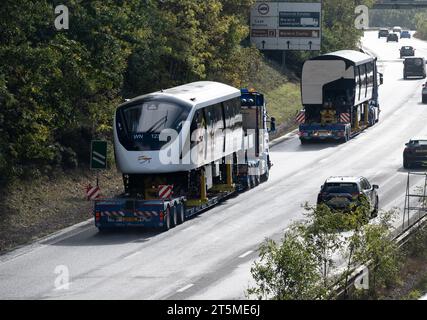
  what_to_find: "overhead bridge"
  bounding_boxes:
[373,0,427,9]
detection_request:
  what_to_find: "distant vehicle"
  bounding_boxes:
[400,30,411,39]
[403,137,427,168]
[317,176,379,217]
[403,57,427,79]
[387,33,399,42]
[378,29,389,39]
[399,46,415,59]
[298,50,382,144]
[393,26,402,34]
[423,82,427,103]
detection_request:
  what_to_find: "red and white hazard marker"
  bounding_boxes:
[86,184,101,201]
[158,185,173,199]
[295,110,306,124]
[340,113,351,123]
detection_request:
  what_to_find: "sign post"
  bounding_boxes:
[90,140,107,190]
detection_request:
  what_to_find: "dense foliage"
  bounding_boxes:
[0,0,372,183]
[0,0,257,182]
[415,12,427,40]
[369,8,427,30]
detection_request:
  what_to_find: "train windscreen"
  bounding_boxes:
[117,99,191,151]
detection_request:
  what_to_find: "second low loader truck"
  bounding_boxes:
[297,50,383,144]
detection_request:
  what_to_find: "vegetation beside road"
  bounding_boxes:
[248,202,402,300]
[415,12,427,41]
[248,201,427,300]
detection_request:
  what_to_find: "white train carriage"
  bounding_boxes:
[114,81,262,200]
[114,81,243,174]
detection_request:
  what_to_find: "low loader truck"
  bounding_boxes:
[297,50,383,143]
[94,87,272,231]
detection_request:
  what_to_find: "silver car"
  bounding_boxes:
[317,176,379,217]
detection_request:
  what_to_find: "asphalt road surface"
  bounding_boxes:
[1,31,427,300]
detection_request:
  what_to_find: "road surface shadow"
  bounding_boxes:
[296,141,343,151]
[398,78,425,81]
[49,227,161,247]
[397,167,427,174]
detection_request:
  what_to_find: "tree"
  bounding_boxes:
[248,229,325,300]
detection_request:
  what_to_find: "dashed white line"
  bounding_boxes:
[239,250,253,259]
[177,284,194,293]
[124,252,141,260]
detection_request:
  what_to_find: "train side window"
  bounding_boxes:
[355,66,361,101]
[205,105,216,132]
[191,110,205,131]
[233,98,243,128]
[213,104,224,131]
[224,99,238,130]
[360,64,367,98]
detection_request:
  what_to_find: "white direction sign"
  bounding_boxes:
[250,1,322,51]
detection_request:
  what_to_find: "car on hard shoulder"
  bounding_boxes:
[317,176,379,218]
[403,137,427,169]
[387,33,399,43]
[423,82,427,104]
[378,29,389,39]
[399,46,415,59]
[400,30,411,39]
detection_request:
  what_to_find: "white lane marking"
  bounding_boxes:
[239,250,253,259]
[124,252,141,260]
[177,284,194,293]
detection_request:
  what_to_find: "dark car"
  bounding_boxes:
[378,29,389,39]
[403,57,427,79]
[387,33,399,42]
[317,176,379,217]
[400,46,415,59]
[403,138,427,168]
[400,30,411,39]
[423,82,427,104]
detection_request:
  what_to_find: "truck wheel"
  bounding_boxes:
[178,203,185,225]
[371,197,379,218]
[261,168,270,183]
[163,207,171,232]
[403,158,410,169]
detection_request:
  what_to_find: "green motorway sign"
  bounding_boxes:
[91,140,107,170]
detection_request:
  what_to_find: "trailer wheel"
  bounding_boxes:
[255,173,261,186]
[250,175,256,188]
[178,203,185,224]
[245,175,251,190]
[97,227,109,233]
[171,206,178,228]
[163,207,171,232]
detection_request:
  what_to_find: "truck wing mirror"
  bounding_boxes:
[373,185,379,190]
[379,73,384,85]
[270,117,276,133]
